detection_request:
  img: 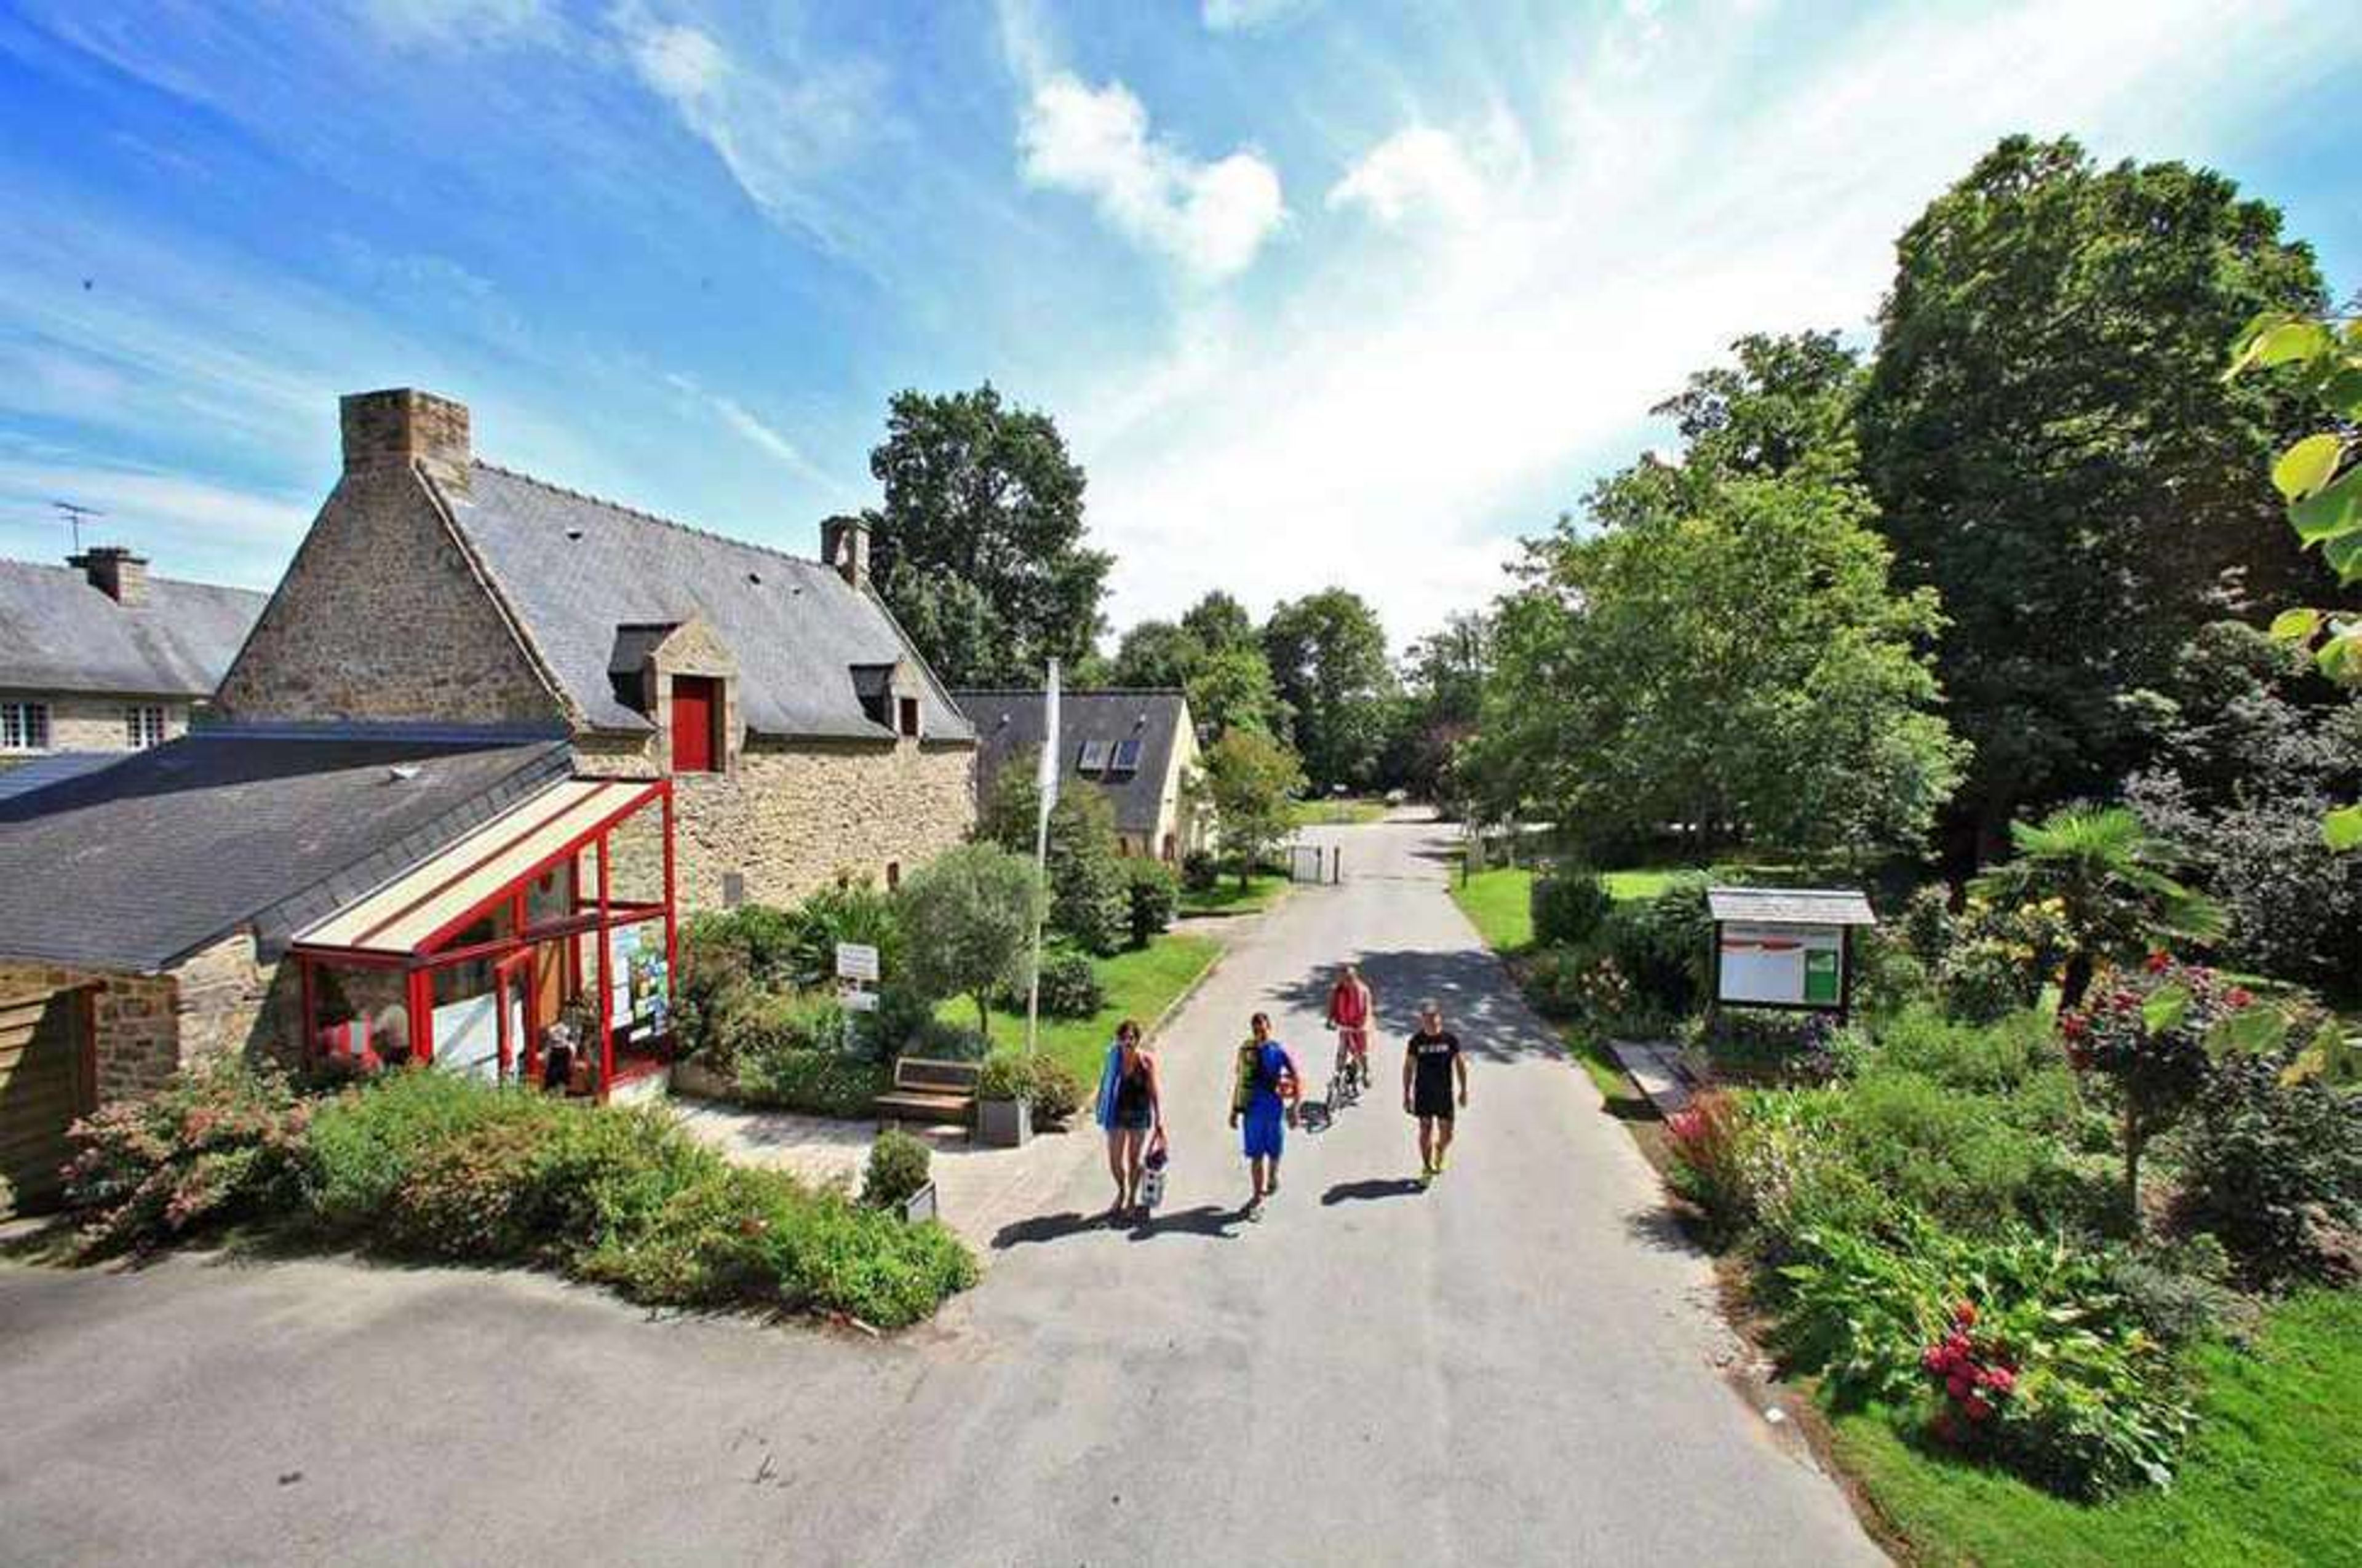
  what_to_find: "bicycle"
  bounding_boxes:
[1327,1027,1369,1109]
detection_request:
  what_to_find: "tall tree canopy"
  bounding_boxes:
[1857,135,2330,858]
[1109,619,1200,690]
[861,384,1112,687]
[1262,588,1398,790]
[1180,590,1257,655]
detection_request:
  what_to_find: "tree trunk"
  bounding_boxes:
[976,993,991,1040]
[2061,950,2096,1012]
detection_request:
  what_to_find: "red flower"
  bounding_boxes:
[1962,1395,1994,1423]
[1953,1301,1978,1327]
[2144,950,2171,974]
[1981,1366,2016,1396]
[1946,1372,1973,1400]
[2225,987,2254,1009]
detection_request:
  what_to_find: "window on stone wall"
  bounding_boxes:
[125,704,167,749]
[885,861,902,891]
[1,701,49,751]
[897,695,921,738]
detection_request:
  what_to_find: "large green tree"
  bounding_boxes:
[860,384,1113,687]
[1262,589,1398,790]
[1202,727,1306,888]
[1857,135,2331,861]
[1110,619,1201,690]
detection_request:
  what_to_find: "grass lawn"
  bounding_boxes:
[1179,873,1290,917]
[1287,797,1390,827]
[1450,864,1701,957]
[942,933,1222,1084]
[1829,1290,2361,1568]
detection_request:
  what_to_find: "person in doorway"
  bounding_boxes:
[1325,963,1375,1089]
[1093,1019,1163,1222]
[1404,1000,1468,1183]
[1229,1011,1300,1222]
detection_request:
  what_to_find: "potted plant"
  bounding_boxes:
[974,1053,1033,1148]
[862,1127,937,1223]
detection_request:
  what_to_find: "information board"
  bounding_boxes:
[1717,921,1843,1008]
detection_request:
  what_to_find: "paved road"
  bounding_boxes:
[0,818,1881,1566]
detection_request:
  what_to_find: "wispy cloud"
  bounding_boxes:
[1201,0,1315,34]
[1017,73,1285,282]
[664,372,854,498]
[1326,115,1528,231]
[0,453,314,586]
[359,0,558,50]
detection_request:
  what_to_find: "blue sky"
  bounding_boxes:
[1,1,2357,648]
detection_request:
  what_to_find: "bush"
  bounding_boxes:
[896,1017,991,1062]
[976,1053,1028,1104]
[736,1048,891,1120]
[675,904,800,1049]
[1664,1091,1749,1237]
[303,1066,519,1235]
[1778,1217,2195,1497]
[862,1128,931,1209]
[1602,872,1712,1011]
[974,1051,1086,1126]
[1827,1070,2084,1236]
[1937,896,2071,1024]
[784,882,900,992]
[1125,859,1180,947]
[1180,848,1220,892]
[2176,1053,2362,1285]
[1046,789,1131,956]
[1737,1091,1891,1260]
[1000,945,1105,1019]
[1532,864,1612,946]
[1901,882,1955,966]
[63,1055,312,1254]
[1692,1009,1841,1084]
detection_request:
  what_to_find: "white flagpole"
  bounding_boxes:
[1025,658,1061,1058]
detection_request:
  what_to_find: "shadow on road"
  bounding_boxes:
[1319,1177,1426,1206]
[1266,946,1563,1064]
[1126,1204,1242,1241]
[990,1211,1107,1250]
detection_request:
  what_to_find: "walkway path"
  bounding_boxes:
[0,817,1881,1566]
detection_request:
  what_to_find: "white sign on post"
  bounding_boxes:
[835,942,880,982]
[1717,922,1844,1008]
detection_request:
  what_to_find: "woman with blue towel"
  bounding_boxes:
[1093,1019,1163,1223]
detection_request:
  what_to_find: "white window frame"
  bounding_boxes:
[1110,738,1143,773]
[125,704,169,749]
[1076,739,1110,773]
[1,701,50,752]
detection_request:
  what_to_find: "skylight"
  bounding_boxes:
[1076,739,1110,773]
[1110,738,1143,773]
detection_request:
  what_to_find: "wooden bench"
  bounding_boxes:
[874,1057,982,1128]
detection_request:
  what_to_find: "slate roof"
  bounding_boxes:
[0,558,266,697]
[1706,886,1878,926]
[0,728,573,969]
[953,688,1190,838]
[0,752,127,805]
[433,464,971,743]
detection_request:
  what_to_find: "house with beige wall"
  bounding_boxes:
[0,546,264,791]
[217,387,978,910]
[955,687,1209,861]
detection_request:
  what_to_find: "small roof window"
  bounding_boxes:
[1110,738,1143,773]
[1076,739,1110,773]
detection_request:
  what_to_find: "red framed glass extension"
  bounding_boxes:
[289,775,675,1101]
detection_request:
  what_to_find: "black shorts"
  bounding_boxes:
[1412,1083,1455,1121]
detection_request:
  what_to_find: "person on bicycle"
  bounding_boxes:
[1325,963,1375,1089]
[1404,1000,1468,1183]
[1229,1011,1300,1222]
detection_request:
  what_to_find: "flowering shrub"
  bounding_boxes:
[2058,954,2252,1227]
[1937,895,2072,1022]
[64,1055,312,1255]
[1921,1300,2018,1436]
[1664,1089,1750,1236]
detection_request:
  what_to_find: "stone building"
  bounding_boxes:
[0,546,264,792]
[218,388,978,909]
[955,688,1209,861]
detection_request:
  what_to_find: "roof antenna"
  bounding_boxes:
[52,499,103,554]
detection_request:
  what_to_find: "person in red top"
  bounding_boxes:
[1325,962,1375,1091]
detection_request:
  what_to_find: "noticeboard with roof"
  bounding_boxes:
[1706,886,1877,1016]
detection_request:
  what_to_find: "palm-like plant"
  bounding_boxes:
[1970,805,2222,1008]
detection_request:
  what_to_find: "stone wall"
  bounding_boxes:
[0,933,294,1107]
[577,733,976,912]
[0,690,190,757]
[216,468,565,726]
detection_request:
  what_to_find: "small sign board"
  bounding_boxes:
[1717,922,1843,1008]
[835,942,880,983]
[841,989,881,1013]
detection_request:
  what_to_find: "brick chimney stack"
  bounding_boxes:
[70,545,149,606]
[822,514,871,592]
[340,388,472,496]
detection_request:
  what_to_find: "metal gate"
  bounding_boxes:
[1286,842,1340,884]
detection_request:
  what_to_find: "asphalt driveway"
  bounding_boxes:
[0,817,1881,1566]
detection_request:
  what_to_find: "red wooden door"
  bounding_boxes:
[671,676,719,772]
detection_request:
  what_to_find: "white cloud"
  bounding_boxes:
[1327,125,1492,229]
[662,372,853,498]
[0,456,315,587]
[360,0,555,49]
[1201,0,1314,33]
[1018,73,1285,282]
[611,6,885,252]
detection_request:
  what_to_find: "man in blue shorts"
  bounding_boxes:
[1228,1011,1300,1222]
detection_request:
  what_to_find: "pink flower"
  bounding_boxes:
[2225,987,2254,1009]
[1946,1372,1973,1400]
[1981,1366,2016,1396]
[1962,1395,1994,1423]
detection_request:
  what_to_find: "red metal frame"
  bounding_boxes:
[291,776,675,1101]
[493,949,535,1082]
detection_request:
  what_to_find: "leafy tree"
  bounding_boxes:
[1186,642,1286,740]
[976,744,1042,854]
[1181,590,1257,654]
[1391,611,1492,801]
[1044,785,1129,956]
[860,384,1112,686]
[1202,728,1305,888]
[1473,466,1965,861]
[1857,136,2331,860]
[1110,619,1201,690]
[1969,804,2221,1009]
[1262,589,1397,790]
[894,844,1045,1040]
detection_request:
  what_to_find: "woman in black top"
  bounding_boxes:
[1095,1019,1163,1222]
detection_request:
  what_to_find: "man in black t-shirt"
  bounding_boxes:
[1402,1000,1468,1184]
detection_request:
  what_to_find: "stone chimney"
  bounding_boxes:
[70,545,149,607]
[821,514,871,592]
[340,388,472,495]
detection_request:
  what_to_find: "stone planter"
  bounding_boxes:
[976,1096,1032,1148]
[899,1180,938,1225]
